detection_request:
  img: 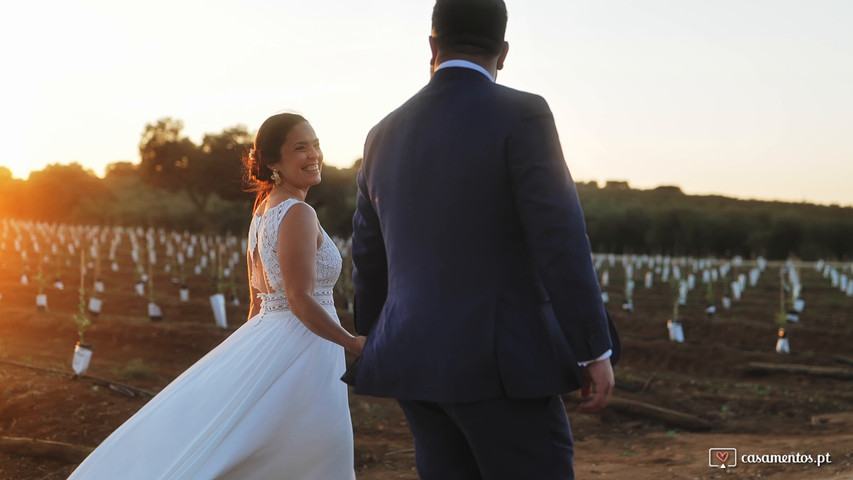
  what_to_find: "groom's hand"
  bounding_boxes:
[348,335,367,356]
[577,359,614,414]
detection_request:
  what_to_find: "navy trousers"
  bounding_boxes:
[397,395,574,480]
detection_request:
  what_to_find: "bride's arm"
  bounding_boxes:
[278,203,365,356]
[246,251,261,320]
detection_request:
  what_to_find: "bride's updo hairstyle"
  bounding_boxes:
[242,113,308,208]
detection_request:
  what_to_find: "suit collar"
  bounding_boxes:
[435,60,495,82]
[429,66,496,86]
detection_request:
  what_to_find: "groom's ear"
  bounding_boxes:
[496,41,509,71]
[429,35,439,71]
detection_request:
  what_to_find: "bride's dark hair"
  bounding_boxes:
[242,113,308,210]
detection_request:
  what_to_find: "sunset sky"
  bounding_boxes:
[1,0,851,206]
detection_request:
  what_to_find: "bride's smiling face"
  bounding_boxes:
[270,122,323,189]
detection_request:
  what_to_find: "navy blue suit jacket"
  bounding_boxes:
[351,67,614,403]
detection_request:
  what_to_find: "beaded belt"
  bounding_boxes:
[257,290,335,313]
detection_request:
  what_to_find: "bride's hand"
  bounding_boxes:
[348,335,367,356]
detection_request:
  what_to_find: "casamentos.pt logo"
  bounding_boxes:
[709,448,832,469]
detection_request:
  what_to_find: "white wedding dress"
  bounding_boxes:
[68,198,355,479]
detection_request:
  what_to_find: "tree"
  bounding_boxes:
[200,126,254,202]
[305,161,359,238]
[24,163,109,222]
[138,118,254,228]
[0,167,26,218]
[138,118,203,206]
[767,216,803,259]
[104,161,139,180]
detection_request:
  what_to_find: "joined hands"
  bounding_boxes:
[577,359,614,414]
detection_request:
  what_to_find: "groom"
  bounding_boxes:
[351,0,617,478]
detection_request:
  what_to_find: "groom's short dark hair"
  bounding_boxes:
[432,0,507,56]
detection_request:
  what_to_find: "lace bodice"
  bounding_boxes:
[247,199,341,307]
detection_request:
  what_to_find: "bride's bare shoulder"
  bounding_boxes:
[279,201,317,224]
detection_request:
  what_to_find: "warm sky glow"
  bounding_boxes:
[1,1,851,205]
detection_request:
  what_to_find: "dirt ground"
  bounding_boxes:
[1,237,852,479]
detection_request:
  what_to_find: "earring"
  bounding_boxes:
[271,170,281,186]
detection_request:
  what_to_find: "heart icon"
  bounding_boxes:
[716,451,729,463]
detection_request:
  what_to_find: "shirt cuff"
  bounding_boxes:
[577,349,612,367]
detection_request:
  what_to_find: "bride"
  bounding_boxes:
[68,113,364,479]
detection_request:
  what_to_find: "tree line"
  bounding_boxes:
[0,118,358,237]
[1,119,851,260]
[577,182,853,260]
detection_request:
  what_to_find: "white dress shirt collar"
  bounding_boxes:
[435,59,495,83]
